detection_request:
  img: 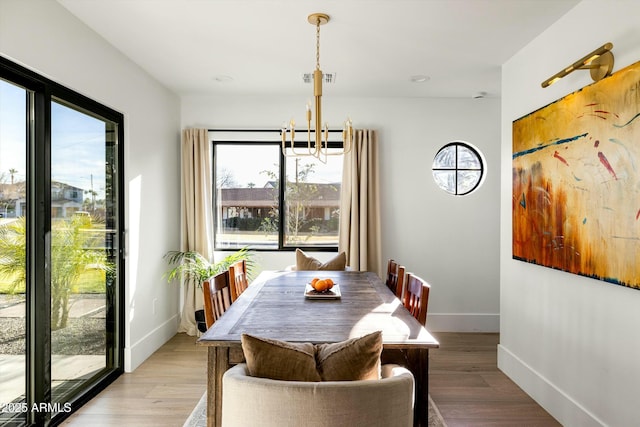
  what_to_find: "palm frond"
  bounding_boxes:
[163,247,256,286]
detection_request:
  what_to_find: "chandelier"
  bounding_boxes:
[281,13,353,163]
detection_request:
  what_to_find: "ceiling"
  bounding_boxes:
[57,0,580,99]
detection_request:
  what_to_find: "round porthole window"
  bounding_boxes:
[432,142,485,195]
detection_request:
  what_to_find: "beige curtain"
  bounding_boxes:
[338,129,382,278]
[178,128,214,335]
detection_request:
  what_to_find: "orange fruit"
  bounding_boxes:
[324,278,334,289]
[311,277,320,286]
[313,279,329,292]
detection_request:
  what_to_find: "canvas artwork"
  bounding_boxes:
[512,60,640,290]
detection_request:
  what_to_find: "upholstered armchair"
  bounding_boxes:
[221,363,414,427]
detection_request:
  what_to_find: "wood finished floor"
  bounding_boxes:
[430,332,560,427]
[61,333,207,427]
[62,332,560,426]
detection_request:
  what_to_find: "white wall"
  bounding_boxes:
[0,0,182,372]
[500,1,640,425]
[182,93,501,332]
[0,0,502,374]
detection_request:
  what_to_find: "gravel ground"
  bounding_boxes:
[0,295,106,355]
[0,317,105,355]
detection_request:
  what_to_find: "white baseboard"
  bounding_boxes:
[426,313,499,332]
[124,314,179,372]
[497,344,604,426]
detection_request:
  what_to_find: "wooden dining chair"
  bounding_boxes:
[202,270,233,329]
[385,259,405,299]
[229,259,249,302]
[403,273,430,326]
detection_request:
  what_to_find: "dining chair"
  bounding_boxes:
[385,259,405,299]
[222,363,414,427]
[403,273,430,326]
[229,259,249,302]
[202,270,233,329]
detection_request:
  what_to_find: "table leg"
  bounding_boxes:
[207,347,230,427]
[405,348,429,427]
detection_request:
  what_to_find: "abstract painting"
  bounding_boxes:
[513,60,640,290]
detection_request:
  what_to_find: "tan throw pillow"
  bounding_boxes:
[316,331,383,381]
[241,331,383,382]
[241,334,321,382]
[296,248,347,271]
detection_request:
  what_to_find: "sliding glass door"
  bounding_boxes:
[0,57,124,426]
[49,99,119,408]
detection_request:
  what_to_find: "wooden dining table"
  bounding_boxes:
[197,269,439,427]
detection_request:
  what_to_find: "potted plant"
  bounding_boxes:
[163,247,255,332]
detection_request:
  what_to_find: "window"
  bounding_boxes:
[215,143,280,249]
[432,141,485,195]
[284,150,342,247]
[213,131,344,250]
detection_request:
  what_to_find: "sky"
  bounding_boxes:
[0,79,107,198]
[51,101,107,198]
[215,143,343,188]
[0,79,26,183]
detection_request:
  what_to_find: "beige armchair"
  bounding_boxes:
[221,363,414,427]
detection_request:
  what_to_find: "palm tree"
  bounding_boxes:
[0,215,112,330]
[0,217,26,293]
[8,168,17,185]
[84,189,98,212]
[50,215,111,329]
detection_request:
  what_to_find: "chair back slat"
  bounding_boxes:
[396,265,406,300]
[386,259,398,290]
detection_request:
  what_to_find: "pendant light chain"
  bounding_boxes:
[316,18,321,71]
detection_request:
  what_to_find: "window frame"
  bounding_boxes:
[211,129,345,252]
[0,54,125,426]
[432,141,485,196]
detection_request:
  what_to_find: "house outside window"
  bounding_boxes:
[212,131,344,250]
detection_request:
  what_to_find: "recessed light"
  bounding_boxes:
[410,75,430,83]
